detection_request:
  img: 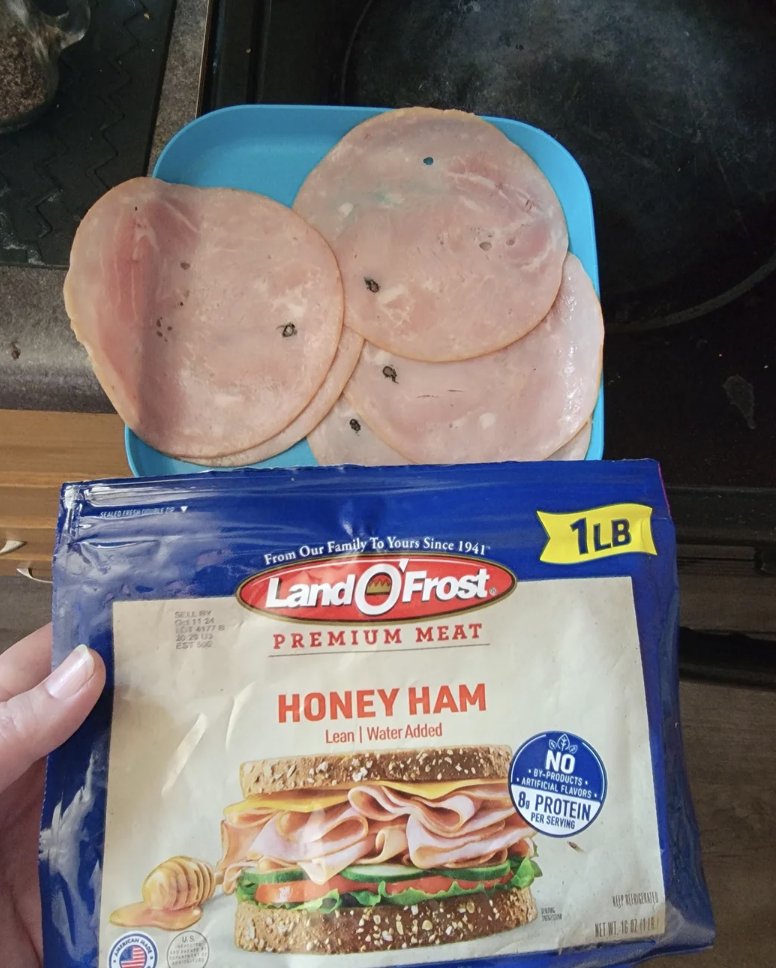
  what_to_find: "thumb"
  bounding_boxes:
[0,645,106,792]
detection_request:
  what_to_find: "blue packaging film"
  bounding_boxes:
[41,461,713,968]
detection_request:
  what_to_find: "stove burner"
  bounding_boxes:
[344,0,776,331]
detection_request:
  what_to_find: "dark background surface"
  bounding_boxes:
[203,0,776,490]
[0,0,177,268]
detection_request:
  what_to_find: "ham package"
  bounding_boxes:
[42,461,713,968]
[64,108,602,467]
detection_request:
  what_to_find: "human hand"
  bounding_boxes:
[0,625,105,968]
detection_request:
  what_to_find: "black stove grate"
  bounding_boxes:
[0,0,177,268]
[345,0,776,334]
[201,0,776,495]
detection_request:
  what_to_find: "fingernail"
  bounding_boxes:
[45,645,95,699]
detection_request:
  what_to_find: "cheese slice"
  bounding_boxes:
[383,778,499,799]
[225,778,501,816]
[225,791,349,816]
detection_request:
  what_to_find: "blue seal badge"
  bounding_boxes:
[510,731,607,837]
[108,932,158,968]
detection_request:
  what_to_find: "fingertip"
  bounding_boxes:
[45,645,95,700]
[88,647,107,691]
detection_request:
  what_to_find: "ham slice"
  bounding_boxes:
[294,107,568,362]
[406,813,535,870]
[184,328,364,466]
[349,786,477,831]
[349,785,515,836]
[218,816,271,872]
[357,824,408,866]
[345,253,603,463]
[223,785,534,885]
[65,177,344,459]
[300,822,408,883]
[249,804,367,865]
[547,421,592,460]
[351,786,518,842]
[218,804,273,873]
[275,802,359,844]
[308,396,412,466]
[299,839,376,885]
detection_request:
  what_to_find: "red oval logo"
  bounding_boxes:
[237,553,516,624]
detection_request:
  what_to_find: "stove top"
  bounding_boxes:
[201,0,775,491]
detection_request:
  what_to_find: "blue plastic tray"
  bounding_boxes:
[126,104,603,476]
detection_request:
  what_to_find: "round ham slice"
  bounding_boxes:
[65,177,344,459]
[308,396,412,466]
[546,421,593,461]
[293,107,568,362]
[184,328,364,466]
[345,253,603,464]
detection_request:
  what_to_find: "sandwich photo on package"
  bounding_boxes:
[40,461,713,968]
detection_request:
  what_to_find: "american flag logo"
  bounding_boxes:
[109,933,157,968]
[119,947,148,968]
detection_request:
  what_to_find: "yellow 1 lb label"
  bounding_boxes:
[537,503,657,564]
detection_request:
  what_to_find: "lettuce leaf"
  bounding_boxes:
[284,889,342,913]
[349,889,382,906]
[508,858,543,890]
[235,872,263,904]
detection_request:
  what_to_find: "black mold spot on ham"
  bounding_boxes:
[382,365,398,383]
[349,418,361,433]
[479,241,492,251]
[155,319,162,327]
[179,301,184,306]
[280,323,297,337]
[180,262,190,270]
[364,277,380,293]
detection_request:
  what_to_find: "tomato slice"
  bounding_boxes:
[454,874,513,890]
[255,872,510,905]
[255,875,377,905]
[384,875,451,896]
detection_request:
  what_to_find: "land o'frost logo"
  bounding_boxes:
[237,553,515,624]
[509,731,607,837]
[108,932,158,968]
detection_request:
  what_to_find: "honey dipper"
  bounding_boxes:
[110,856,223,931]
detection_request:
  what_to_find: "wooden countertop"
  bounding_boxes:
[662,681,776,968]
[0,409,130,577]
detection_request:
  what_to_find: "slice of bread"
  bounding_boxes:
[234,887,536,954]
[240,745,512,797]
